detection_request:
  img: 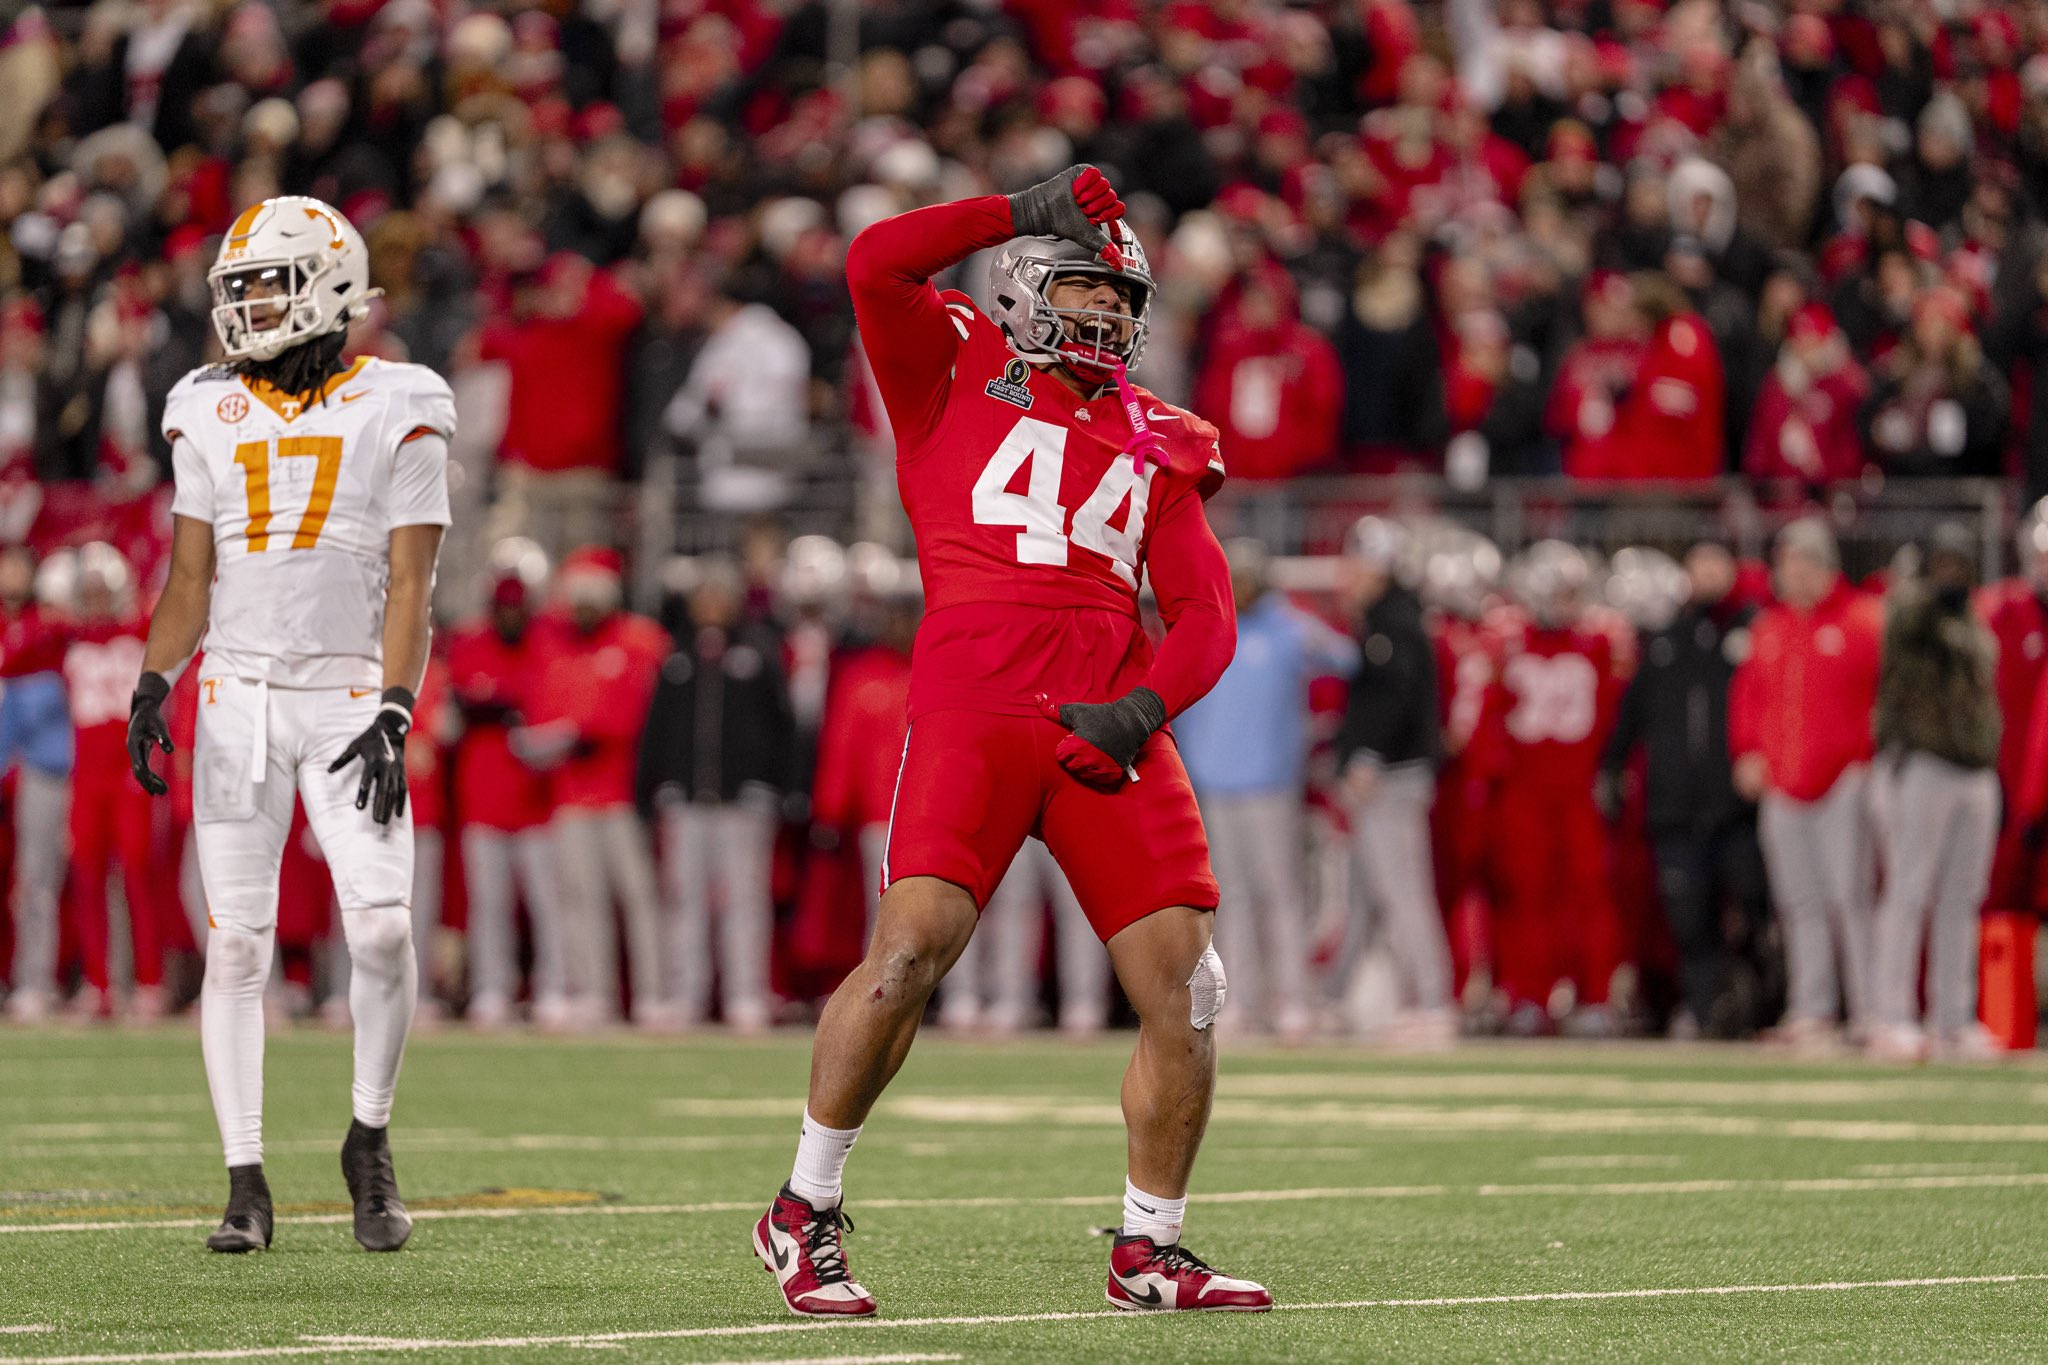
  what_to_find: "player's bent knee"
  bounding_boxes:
[204,926,273,995]
[341,904,414,969]
[1187,944,1226,1031]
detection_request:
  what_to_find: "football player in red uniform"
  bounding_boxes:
[751,167,1267,1317]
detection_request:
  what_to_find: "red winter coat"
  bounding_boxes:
[523,611,668,811]
[1192,290,1342,481]
[1742,361,1872,483]
[1607,314,1725,479]
[478,270,643,474]
[1729,580,1883,801]
[1549,336,1646,479]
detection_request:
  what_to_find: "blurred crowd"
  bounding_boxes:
[8,0,2048,561]
[5,507,2048,1065]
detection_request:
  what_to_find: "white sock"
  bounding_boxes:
[1123,1179,1186,1245]
[201,928,274,1168]
[341,905,417,1128]
[790,1109,862,1207]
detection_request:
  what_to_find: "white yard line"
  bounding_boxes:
[0,1330,53,1337]
[0,1277,2040,1364]
[15,1171,2048,1236]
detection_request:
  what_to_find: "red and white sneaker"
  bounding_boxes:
[1106,1231,1273,1312]
[752,1184,877,1317]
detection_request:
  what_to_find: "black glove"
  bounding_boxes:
[329,686,414,825]
[1037,686,1166,791]
[127,671,173,797]
[1007,165,1127,263]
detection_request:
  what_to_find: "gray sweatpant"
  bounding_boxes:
[658,798,777,1026]
[1203,789,1311,1033]
[945,837,1108,1031]
[412,827,444,998]
[1347,766,1453,1012]
[1759,767,1875,1029]
[463,825,561,1009]
[9,768,70,1001]
[552,805,663,1021]
[1869,753,2000,1037]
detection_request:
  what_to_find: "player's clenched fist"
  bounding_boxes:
[127,670,174,796]
[1007,165,1127,266]
[330,686,415,824]
[1036,686,1166,791]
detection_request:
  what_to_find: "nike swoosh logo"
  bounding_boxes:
[1132,1202,1159,1215]
[1117,1272,1163,1306]
[772,1241,791,1271]
[349,688,374,698]
[1145,408,1179,422]
[339,391,368,403]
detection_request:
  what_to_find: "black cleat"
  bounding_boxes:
[340,1119,413,1252]
[206,1163,273,1253]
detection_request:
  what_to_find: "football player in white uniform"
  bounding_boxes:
[127,196,453,1254]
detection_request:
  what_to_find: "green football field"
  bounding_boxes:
[5,1029,2048,1363]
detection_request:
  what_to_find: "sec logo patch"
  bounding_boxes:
[216,393,249,423]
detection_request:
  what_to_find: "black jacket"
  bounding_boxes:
[1334,586,1441,771]
[1601,600,1756,836]
[636,623,796,812]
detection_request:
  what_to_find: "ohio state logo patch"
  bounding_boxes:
[985,357,1034,411]
[216,393,249,423]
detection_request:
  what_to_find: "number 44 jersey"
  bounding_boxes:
[866,286,1227,728]
[163,355,454,689]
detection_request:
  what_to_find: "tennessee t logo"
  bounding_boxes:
[202,679,220,705]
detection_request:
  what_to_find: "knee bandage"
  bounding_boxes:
[1187,945,1226,1031]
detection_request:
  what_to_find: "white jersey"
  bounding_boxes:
[164,355,454,689]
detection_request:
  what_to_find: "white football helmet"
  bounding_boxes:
[33,548,77,612]
[1507,540,1594,630]
[209,196,376,361]
[1604,546,1688,632]
[2018,496,2048,592]
[1418,526,1502,621]
[781,535,849,611]
[75,541,135,618]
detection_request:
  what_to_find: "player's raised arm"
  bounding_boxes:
[847,165,1124,439]
[129,513,216,796]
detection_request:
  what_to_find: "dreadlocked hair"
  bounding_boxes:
[229,326,351,407]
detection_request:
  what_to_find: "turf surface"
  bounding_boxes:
[4,1027,2048,1362]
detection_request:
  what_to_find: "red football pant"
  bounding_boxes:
[882,708,1218,942]
[1431,758,1494,994]
[1491,786,1622,1008]
[69,777,168,991]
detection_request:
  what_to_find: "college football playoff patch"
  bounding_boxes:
[985,357,1035,411]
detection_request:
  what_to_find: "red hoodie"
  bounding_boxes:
[1608,313,1725,479]
[1191,269,1342,481]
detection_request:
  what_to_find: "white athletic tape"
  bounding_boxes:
[1188,945,1224,1031]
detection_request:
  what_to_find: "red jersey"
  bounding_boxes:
[1978,579,2048,793]
[524,611,668,810]
[1431,611,1504,760]
[810,644,912,832]
[446,616,561,831]
[0,603,65,678]
[62,617,146,773]
[847,196,1234,723]
[1477,620,1621,790]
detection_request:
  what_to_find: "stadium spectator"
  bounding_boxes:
[1,551,73,1022]
[1178,539,1358,1042]
[1193,264,1343,481]
[1606,275,1726,480]
[59,543,161,1019]
[1986,254,2048,506]
[1868,523,2002,1063]
[1548,272,1644,480]
[637,557,794,1032]
[476,254,643,558]
[1860,285,2010,479]
[1732,519,1884,1053]
[447,546,563,1030]
[1334,233,1446,472]
[661,283,813,515]
[1600,542,1766,1038]
[1977,504,2048,957]
[1330,519,1456,1046]
[515,547,665,1028]
[809,581,916,930]
[1744,303,1872,487]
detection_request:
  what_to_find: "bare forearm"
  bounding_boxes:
[382,577,433,696]
[140,576,210,678]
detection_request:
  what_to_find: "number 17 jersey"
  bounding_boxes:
[891,296,1224,720]
[164,355,455,689]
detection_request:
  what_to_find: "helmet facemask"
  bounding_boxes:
[210,256,347,363]
[990,226,1154,383]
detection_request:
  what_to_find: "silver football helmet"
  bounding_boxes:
[1507,540,1594,630]
[989,220,1153,375]
[1604,546,1689,632]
